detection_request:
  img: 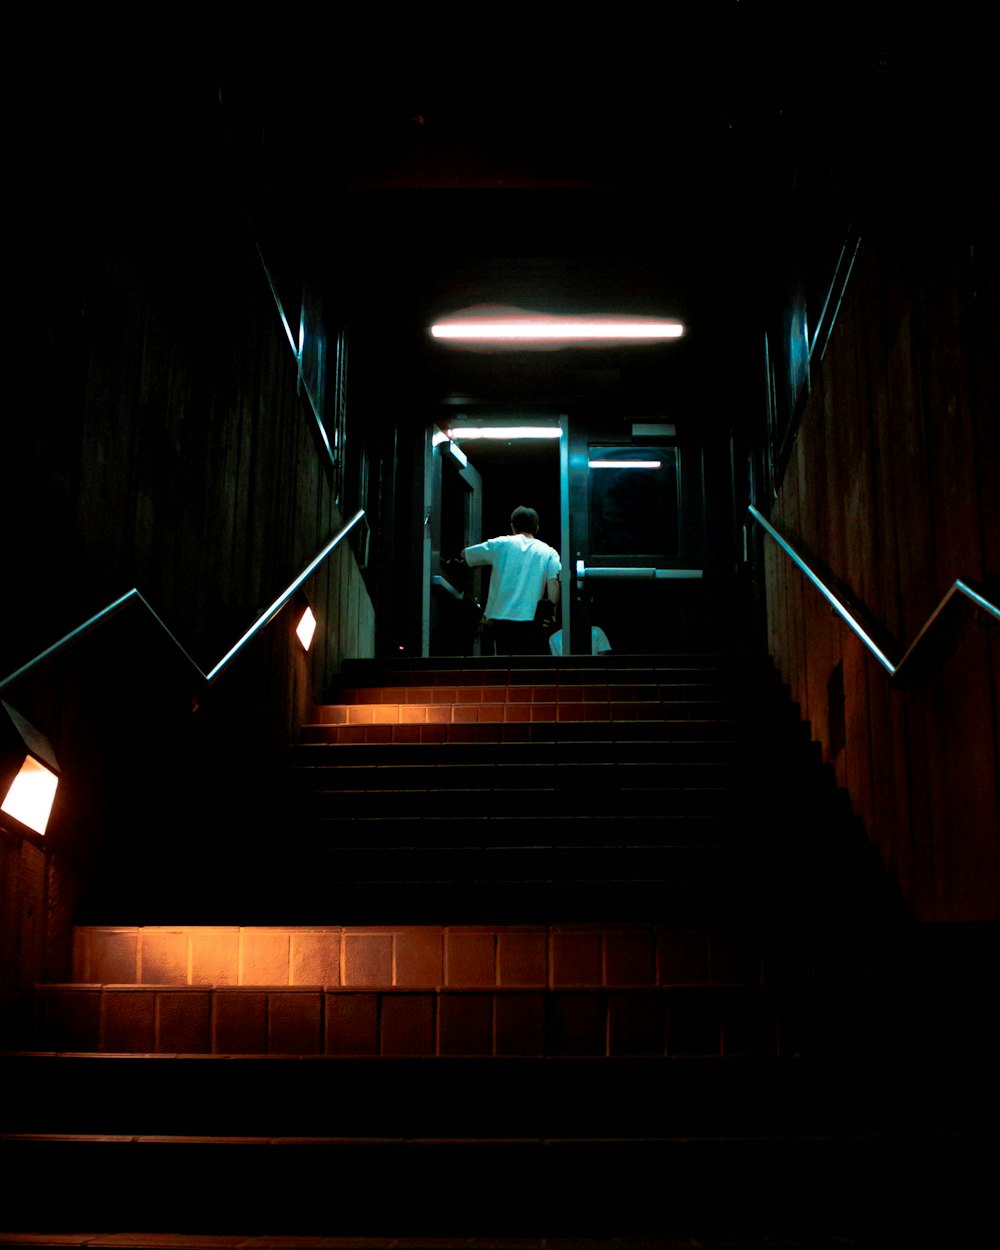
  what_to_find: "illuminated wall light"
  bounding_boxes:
[431,320,684,341]
[589,460,663,469]
[296,605,317,651]
[2,757,58,835]
[1,702,61,837]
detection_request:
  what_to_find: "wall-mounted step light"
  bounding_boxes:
[1,701,61,836]
[295,604,317,652]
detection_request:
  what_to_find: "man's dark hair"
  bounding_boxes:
[510,506,539,534]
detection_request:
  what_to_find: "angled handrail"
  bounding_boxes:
[0,510,366,695]
[748,504,1000,685]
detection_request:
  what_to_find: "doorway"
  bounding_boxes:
[424,418,565,657]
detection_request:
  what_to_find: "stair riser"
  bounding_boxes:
[0,1136,987,1236]
[30,985,826,1058]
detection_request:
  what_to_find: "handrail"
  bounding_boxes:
[748,504,1000,685]
[0,510,366,694]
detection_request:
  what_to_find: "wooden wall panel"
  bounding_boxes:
[764,200,999,921]
[1,185,375,1003]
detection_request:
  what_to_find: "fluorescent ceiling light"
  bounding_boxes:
[432,319,684,341]
[447,426,562,441]
[589,460,663,469]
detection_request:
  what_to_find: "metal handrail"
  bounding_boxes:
[0,510,366,694]
[748,504,1000,684]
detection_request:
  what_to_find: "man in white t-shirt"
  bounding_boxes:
[462,506,561,654]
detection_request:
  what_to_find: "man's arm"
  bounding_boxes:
[546,577,560,606]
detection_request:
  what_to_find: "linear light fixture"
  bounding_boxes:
[446,426,562,441]
[589,460,663,469]
[432,319,684,341]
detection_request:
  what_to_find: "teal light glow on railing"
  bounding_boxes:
[748,504,1000,684]
[0,510,366,695]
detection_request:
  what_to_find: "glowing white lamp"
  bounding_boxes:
[1,702,61,836]
[296,605,317,651]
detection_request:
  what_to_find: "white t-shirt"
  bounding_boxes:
[464,533,561,621]
[549,626,612,656]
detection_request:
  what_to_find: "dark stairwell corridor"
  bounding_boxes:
[1,652,994,1244]
[1,38,998,1250]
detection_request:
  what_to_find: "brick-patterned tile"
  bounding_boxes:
[761,933,815,985]
[326,992,379,1056]
[190,928,240,986]
[241,929,290,985]
[421,725,448,743]
[156,990,212,1053]
[778,987,833,1058]
[214,989,268,1054]
[610,702,637,720]
[366,725,393,744]
[445,931,496,986]
[395,724,421,742]
[103,989,156,1052]
[497,930,547,986]
[720,988,777,1056]
[395,928,444,986]
[710,930,761,985]
[138,929,188,985]
[438,992,493,1056]
[344,932,393,985]
[37,987,101,1051]
[456,687,485,704]
[291,930,341,986]
[547,992,607,1056]
[503,704,532,723]
[347,705,376,724]
[605,930,656,986]
[608,991,665,1056]
[400,705,427,724]
[85,928,139,984]
[381,993,435,1056]
[269,990,324,1054]
[551,930,602,986]
[666,988,721,1056]
[658,929,709,984]
[495,992,546,1056]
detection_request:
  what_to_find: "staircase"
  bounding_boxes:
[0,653,989,1245]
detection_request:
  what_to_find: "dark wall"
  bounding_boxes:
[0,82,374,1024]
[762,154,1000,921]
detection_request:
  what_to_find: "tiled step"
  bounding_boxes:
[0,1053,968,1138]
[30,983,828,1057]
[0,1238,944,1250]
[336,653,772,677]
[312,699,770,727]
[301,718,768,745]
[291,738,799,765]
[330,684,766,707]
[0,1051,988,1237]
[2,1132,984,1237]
[69,925,812,989]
